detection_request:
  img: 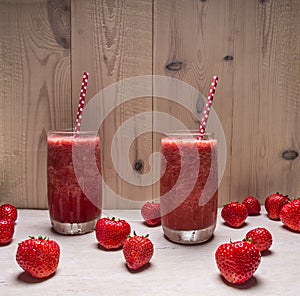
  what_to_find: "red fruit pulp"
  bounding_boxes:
[47,133,102,223]
[160,137,218,230]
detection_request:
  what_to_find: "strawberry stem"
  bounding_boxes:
[243,237,253,244]
[132,230,149,238]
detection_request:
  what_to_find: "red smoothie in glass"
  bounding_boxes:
[160,133,218,243]
[47,131,102,234]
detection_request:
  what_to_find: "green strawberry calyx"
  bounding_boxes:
[109,217,121,222]
[289,196,300,201]
[243,237,253,244]
[229,238,253,245]
[275,192,288,198]
[29,235,49,240]
[127,231,149,239]
[18,235,49,245]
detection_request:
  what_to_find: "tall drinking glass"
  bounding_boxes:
[47,130,102,234]
[160,132,218,244]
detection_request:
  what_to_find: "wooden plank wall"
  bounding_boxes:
[0,0,299,209]
[0,0,72,209]
[71,0,153,209]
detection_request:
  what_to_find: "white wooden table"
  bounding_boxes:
[1,208,299,295]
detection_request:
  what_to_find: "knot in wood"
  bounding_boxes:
[224,55,234,61]
[134,160,144,173]
[166,61,183,71]
[282,150,299,160]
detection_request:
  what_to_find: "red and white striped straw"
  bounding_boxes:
[74,72,89,135]
[199,75,218,138]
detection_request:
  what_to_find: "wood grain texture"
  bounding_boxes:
[71,0,153,209]
[154,0,300,206]
[0,0,299,209]
[230,0,300,202]
[0,0,71,208]
[153,0,234,205]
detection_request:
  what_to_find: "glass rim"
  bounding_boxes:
[162,130,214,137]
[48,129,99,135]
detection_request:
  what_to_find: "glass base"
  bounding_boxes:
[51,218,97,235]
[162,222,216,244]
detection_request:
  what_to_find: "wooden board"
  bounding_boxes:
[153,0,234,206]
[230,0,300,202]
[71,0,153,209]
[0,0,71,208]
[154,0,300,206]
[0,0,299,209]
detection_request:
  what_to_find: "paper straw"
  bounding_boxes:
[199,75,218,138]
[74,72,89,135]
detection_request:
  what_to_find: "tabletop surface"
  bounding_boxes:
[1,207,299,296]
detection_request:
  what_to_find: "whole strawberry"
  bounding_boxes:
[245,227,272,253]
[265,193,290,220]
[141,202,161,226]
[122,232,154,271]
[215,240,261,284]
[0,204,18,222]
[242,196,261,215]
[95,217,131,249]
[279,199,300,232]
[0,219,15,245]
[16,236,60,278]
[221,202,248,228]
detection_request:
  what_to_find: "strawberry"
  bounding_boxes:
[0,204,18,222]
[242,196,261,215]
[95,217,131,249]
[279,199,300,232]
[122,232,154,271]
[141,202,161,226]
[245,227,272,253]
[16,236,60,278]
[221,202,248,228]
[265,193,290,220]
[215,240,261,284]
[0,219,15,245]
